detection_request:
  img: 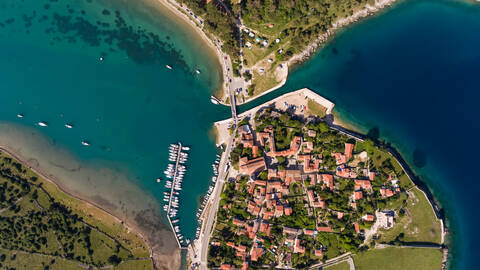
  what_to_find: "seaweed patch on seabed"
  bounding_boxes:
[3,0,188,69]
[49,9,187,67]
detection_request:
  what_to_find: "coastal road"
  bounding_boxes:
[198,134,234,269]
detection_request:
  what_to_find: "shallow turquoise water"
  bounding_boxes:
[0,0,229,248]
[241,0,480,268]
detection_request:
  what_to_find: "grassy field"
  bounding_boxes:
[251,69,281,97]
[379,187,442,244]
[307,99,327,118]
[353,247,443,270]
[0,151,153,269]
[325,261,350,270]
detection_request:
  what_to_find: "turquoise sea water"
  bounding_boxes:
[242,0,480,268]
[0,0,229,256]
[1,0,480,268]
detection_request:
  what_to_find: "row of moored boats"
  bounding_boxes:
[162,143,190,247]
[194,154,221,239]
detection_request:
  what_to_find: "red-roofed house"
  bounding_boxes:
[239,156,266,175]
[220,264,232,270]
[355,179,372,190]
[250,243,264,262]
[317,226,333,233]
[303,229,317,236]
[369,171,376,181]
[284,206,293,216]
[294,238,305,254]
[275,205,284,217]
[380,187,397,198]
[354,190,363,200]
[320,174,334,190]
[362,214,375,222]
[354,222,360,233]
[345,143,354,161]
[236,245,247,253]
[233,218,245,227]
[314,249,323,257]
[242,262,249,270]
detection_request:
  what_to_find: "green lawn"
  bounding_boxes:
[325,261,350,270]
[307,98,327,118]
[353,247,443,270]
[252,69,281,97]
[379,187,442,244]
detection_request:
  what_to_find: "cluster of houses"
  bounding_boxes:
[215,117,401,268]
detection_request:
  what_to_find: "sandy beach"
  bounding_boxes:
[0,144,180,270]
[154,0,228,97]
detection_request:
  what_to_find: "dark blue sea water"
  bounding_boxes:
[242,0,480,268]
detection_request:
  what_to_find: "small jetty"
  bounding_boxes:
[162,142,190,249]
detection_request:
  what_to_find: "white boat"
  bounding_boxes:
[65,123,73,129]
[166,65,172,70]
[182,146,190,151]
[195,69,201,74]
[17,114,24,118]
[81,141,90,146]
[156,178,161,183]
[38,121,48,127]
[210,97,219,105]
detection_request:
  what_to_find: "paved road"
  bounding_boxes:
[198,135,234,269]
[198,68,238,269]
[308,253,354,270]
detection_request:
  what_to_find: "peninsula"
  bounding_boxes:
[189,89,448,269]
[160,0,398,104]
[0,149,154,270]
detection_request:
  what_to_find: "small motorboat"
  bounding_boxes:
[210,96,219,104]
[38,122,48,127]
[195,69,201,74]
[81,141,90,146]
[156,178,161,183]
[17,114,24,118]
[166,65,172,70]
[65,123,73,129]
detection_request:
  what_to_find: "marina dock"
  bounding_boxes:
[163,142,190,249]
[166,142,183,249]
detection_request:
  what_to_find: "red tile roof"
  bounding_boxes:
[354,190,363,200]
[345,143,354,160]
[355,179,372,190]
[354,222,360,233]
[239,156,266,175]
[317,226,333,232]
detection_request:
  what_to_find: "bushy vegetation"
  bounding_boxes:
[0,153,152,270]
